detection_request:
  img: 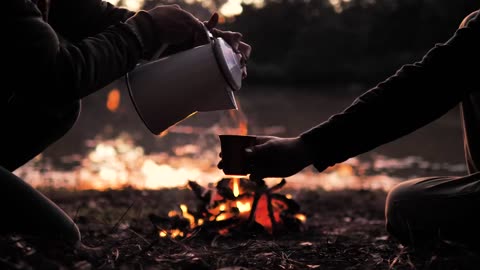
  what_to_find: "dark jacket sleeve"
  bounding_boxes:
[48,0,135,42]
[300,11,480,172]
[3,0,153,106]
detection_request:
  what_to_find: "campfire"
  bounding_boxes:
[150,177,307,238]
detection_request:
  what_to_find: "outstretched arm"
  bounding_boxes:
[301,11,480,172]
[48,0,135,41]
[236,11,479,179]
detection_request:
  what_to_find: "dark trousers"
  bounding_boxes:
[0,101,81,244]
[385,94,480,249]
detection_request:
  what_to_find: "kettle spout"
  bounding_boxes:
[197,85,238,112]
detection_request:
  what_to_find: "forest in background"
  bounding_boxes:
[136,0,479,87]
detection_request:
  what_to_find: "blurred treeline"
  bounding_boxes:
[144,0,479,86]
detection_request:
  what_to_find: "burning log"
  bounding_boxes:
[150,178,307,239]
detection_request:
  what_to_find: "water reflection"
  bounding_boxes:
[14,134,466,192]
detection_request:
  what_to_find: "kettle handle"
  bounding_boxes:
[150,26,214,60]
[203,24,215,41]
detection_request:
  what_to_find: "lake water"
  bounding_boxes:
[15,84,468,191]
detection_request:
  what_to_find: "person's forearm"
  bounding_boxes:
[49,0,135,41]
[50,25,143,101]
[301,12,480,172]
[5,0,153,105]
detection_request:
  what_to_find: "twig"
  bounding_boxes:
[110,200,136,234]
[137,238,159,257]
[247,192,261,226]
[269,179,287,193]
[267,193,278,235]
[128,228,151,245]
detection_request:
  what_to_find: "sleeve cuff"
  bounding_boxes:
[300,126,332,172]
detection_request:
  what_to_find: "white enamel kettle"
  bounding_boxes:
[124,27,243,135]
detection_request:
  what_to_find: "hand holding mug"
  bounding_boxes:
[218,135,313,179]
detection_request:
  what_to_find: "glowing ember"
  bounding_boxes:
[216,213,228,221]
[159,229,184,238]
[295,213,307,223]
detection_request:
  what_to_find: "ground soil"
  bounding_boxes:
[1,188,478,270]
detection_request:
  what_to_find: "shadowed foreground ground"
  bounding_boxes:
[1,188,478,270]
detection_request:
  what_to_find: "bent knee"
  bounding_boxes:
[68,222,82,245]
[385,179,418,218]
[385,178,427,242]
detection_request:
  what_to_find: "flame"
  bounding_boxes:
[106,89,121,112]
[233,178,240,197]
[159,205,195,238]
[232,178,251,212]
[164,178,284,232]
[180,204,196,228]
[236,201,251,213]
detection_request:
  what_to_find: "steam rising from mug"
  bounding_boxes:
[124,28,243,135]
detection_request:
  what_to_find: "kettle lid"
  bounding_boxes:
[213,38,242,91]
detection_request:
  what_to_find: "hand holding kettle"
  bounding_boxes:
[204,13,252,78]
[128,6,251,75]
[127,5,210,58]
